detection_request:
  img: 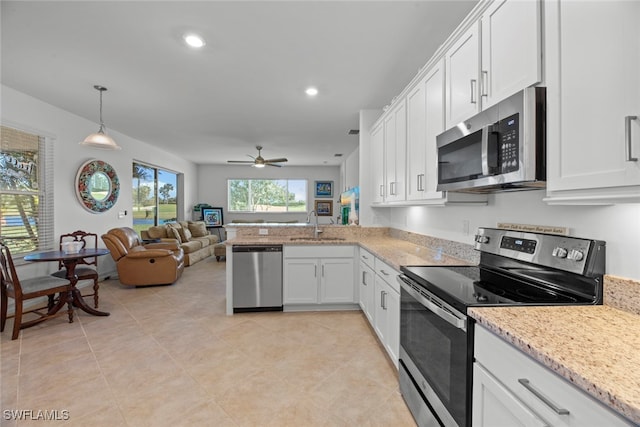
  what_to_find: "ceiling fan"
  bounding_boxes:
[227,145,288,168]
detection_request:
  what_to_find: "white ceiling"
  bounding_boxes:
[1,1,477,166]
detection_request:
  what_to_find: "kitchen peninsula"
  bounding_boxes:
[225,223,640,425]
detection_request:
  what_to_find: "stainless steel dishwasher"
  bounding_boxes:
[232,245,283,312]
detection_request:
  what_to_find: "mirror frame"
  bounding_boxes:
[76,159,120,213]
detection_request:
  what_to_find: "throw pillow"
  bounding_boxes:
[180,226,192,242]
[188,221,208,237]
[169,226,182,244]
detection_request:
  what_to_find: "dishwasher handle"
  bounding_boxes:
[232,245,283,253]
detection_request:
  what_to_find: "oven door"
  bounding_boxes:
[399,275,471,427]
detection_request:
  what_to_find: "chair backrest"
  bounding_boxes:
[101,227,142,262]
[58,230,98,270]
[0,242,23,298]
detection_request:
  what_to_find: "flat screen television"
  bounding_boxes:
[202,207,223,227]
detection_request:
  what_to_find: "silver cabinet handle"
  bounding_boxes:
[379,269,390,276]
[417,174,425,192]
[481,71,489,97]
[362,271,367,285]
[625,115,638,161]
[321,264,325,277]
[518,379,570,415]
[470,79,477,104]
[379,184,384,197]
[381,290,387,310]
[314,264,317,277]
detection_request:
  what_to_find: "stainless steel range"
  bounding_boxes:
[397,227,606,427]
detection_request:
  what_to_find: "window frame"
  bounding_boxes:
[0,124,55,257]
[132,161,180,233]
[227,178,308,213]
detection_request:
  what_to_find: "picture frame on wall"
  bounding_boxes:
[202,207,224,227]
[314,200,333,216]
[314,180,333,198]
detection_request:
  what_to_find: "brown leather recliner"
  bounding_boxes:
[101,227,185,286]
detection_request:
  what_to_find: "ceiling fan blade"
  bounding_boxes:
[266,163,282,167]
[264,158,288,163]
[227,160,255,164]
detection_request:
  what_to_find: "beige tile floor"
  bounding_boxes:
[1,257,416,426]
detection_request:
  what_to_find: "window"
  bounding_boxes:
[228,179,307,212]
[132,162,178,233]
[0,125,54,255]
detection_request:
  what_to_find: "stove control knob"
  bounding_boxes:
[552,247,568,258]
[475,235,490,244]
[567,249,584,261]
[474,293,488,302]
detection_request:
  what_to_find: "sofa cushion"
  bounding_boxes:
[188,221,208,237]
[146,225,169,239]
[180,240,203,254]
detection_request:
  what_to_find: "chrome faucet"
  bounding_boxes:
[306,210,323,239]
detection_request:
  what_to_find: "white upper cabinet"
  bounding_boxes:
[544,0,640,204]
[384,100,407,203]
[445,22,481,129]
[370,121,385,204]
[445,0,542,129]
[480,0,542,109]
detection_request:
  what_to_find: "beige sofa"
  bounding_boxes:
[141,221,220,266]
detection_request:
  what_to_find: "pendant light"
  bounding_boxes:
[80,85,121,150]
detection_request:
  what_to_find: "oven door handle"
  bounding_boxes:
[398,276,467,331]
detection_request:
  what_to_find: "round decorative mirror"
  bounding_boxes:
[76,159,120,213]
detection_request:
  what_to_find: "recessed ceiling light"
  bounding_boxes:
[184,33,205,48]
[305,87,318,96]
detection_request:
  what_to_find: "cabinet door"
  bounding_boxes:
[480,0,542,109]
[373,275,387,343]
[423,59,446,199]
[283,259,318,304]
[385,101,407,202]
[370,121,385,203]
[546,0,640,197]
[359,261,375,324]
[384,286,400,365]
[473,364,548,427]
[446,22,480,128]
[320,258,355,304]
[406,81,426,201]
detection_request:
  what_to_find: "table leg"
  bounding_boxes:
[63,260,110,317]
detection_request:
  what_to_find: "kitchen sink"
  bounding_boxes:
[289,237,346,241]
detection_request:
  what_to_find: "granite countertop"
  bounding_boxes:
[469,305,640,425]
[226,235,471,270]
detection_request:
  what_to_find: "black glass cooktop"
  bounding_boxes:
[400,265,596,314]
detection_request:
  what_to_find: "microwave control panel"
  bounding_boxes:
[497,113,519,173]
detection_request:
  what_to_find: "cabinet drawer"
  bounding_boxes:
[359,247,375,269]
[374,258,399,293]
[475,325,633,427]
[284,245,354,259]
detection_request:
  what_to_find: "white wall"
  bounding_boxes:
[197,164,341,225]
[1,85,198,277]
[379,190,640,280]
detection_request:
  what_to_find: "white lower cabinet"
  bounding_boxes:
[283,246,355,307]
[473,325,634,427]
[368,256,400,367]
[358,260,375,324]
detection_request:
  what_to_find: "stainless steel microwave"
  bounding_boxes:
[436,87,546,193]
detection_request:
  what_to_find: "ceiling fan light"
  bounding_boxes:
[253,163,266,168]
[80,131,121,150]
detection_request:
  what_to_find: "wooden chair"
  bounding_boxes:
[1,242,74,340]
[51,231,100,308]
